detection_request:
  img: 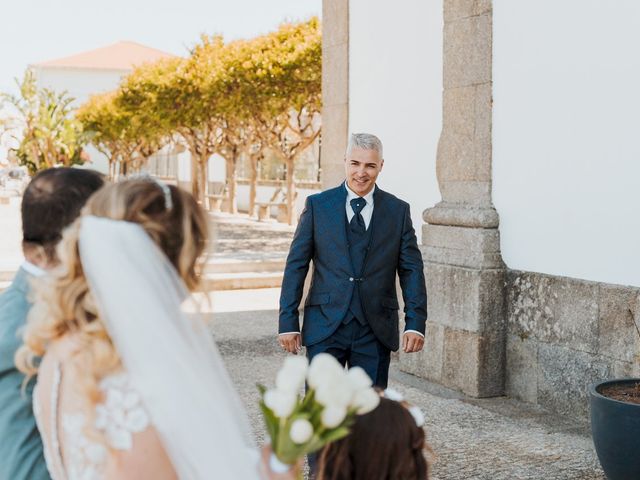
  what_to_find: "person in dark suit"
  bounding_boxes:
[278,133,427,388]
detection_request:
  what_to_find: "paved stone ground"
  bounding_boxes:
[210,212,294,262]
[211,305,605,480]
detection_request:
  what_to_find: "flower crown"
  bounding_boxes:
[382,388,425,428]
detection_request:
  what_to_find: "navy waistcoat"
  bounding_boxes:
[345,216,372,325]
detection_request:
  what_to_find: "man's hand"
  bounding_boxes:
[279,333,302,354]
[402,332,424,353]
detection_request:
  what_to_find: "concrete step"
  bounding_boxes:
[200,271,283,291]
[203,259,285,274]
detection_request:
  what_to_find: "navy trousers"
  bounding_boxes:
[306,319,390,477]
[306,318,391,388]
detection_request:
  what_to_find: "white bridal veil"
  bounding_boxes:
[79,216,259,479]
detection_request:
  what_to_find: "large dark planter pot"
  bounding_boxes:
[590,379,640,479]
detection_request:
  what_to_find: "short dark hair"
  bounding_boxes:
[21,168,105,261]
[318,397,429,480]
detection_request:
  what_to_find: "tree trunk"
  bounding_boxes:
[248,155,258,217]
[198,154,207,205]
[226,156,238,214]
[204,156,210,209]
[286,157,296,225]
[190,154,202,202]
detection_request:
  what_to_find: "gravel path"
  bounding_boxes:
[212,307,605,480]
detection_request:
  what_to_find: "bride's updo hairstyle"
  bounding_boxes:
[17,179,209,400]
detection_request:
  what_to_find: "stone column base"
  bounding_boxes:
[400,223,506,398]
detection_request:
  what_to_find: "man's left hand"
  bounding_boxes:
[402,332,425,353]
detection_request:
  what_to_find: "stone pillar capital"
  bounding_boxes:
[424,202,499,229]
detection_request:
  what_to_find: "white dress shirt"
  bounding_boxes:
[21,260,46,278]
[345,182,375,229]
[281,182,424,339]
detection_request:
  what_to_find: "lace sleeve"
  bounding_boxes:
[94,373,151,451]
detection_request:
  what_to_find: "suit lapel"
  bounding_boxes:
[323,184,352,271]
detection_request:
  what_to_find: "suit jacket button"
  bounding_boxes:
[349,277,354,282]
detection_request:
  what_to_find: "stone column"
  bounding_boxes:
[321,0,349,189]
[400,0,506,398]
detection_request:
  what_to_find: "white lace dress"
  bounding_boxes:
[33,362,151,480]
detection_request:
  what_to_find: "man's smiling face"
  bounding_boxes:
[344,147,383,196]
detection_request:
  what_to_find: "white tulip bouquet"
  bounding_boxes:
[258,353,380,472]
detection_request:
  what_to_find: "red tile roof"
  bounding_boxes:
[34,41,176,71]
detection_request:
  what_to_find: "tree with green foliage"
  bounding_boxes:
[78,64,172,180]
[75,17,321,220]
[77,92,127,179]
[116,59,176,174]
[231,18,322,224]
[0,69,89,175]
[133,38,238,203]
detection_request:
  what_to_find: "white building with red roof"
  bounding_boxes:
[30,41,179,175]
[31,41,175,105]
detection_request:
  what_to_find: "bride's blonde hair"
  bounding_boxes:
[16,179,209,405]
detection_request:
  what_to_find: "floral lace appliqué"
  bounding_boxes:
[94,373,150,451]
[35,367,151,480]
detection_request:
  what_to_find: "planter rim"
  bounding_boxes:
[590,378,640,407]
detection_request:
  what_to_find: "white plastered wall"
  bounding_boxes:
[33,67,127,106]
[348,0,443,242]
[493,0,640,287]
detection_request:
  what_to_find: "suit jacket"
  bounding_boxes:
[0,268,49,480]
[279,184,427,351]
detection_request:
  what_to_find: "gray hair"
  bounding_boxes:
[345,133,383,158]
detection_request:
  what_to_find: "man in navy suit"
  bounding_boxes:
[278,133,427,388]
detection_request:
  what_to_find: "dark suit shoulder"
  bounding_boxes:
[375,188,410,210]
[309,185,345,205]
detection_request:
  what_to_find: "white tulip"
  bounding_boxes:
[308,353,345,390]
[351,388,380,414]
[346,367,373,391]
[315,374,353,407]
[276,357,308,393]
[321,405,347,428]
[264,389,297,418]
[289,419,313,444]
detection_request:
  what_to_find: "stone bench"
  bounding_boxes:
[207,194,226,213]
[256,201,287,222]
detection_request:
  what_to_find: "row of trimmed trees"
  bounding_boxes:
[77,18,321,224]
